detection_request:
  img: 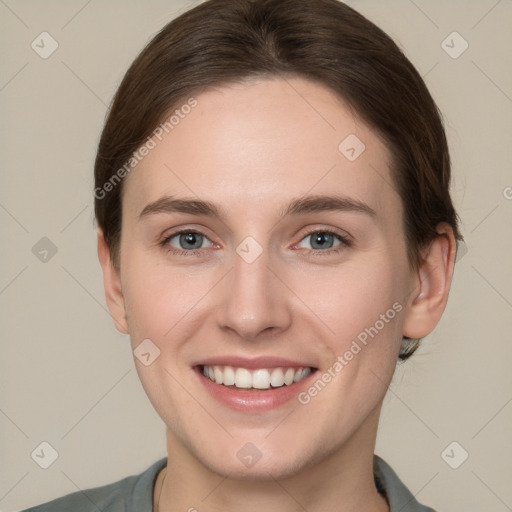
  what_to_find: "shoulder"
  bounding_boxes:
[373,455,437,512]
[21,458,167,512]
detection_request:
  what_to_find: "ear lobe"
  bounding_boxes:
[97,228,129,334]
[403,223,457,339]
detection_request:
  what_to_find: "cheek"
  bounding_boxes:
[120,248,174,340]
[120,253,217,352]
[301,257,407,409]
[309,256,405,341]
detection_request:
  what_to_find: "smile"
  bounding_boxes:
[201,365,312,390]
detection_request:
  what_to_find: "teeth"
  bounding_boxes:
[213,366,224,385]
[235,368,252,388]
[223,366,235,385]
[270,368,284,387]
[253,369,271,389]
[202,365,312,390]
[284,368,295,385]
[294,368,309,382]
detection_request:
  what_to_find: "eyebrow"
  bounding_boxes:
[138,194,376,221]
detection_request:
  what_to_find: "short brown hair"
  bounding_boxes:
[94,0,462,359]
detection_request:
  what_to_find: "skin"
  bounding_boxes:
[97,77,456,512]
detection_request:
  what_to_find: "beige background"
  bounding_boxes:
[1,1,511,510]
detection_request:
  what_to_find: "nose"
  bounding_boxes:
[216,244,292,341]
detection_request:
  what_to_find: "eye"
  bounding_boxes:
[160,228,350,257]
[161,230,214,254]
[296,229,350,253]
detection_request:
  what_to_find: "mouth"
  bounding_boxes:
[194,359,318,412]
[200,365,313,390]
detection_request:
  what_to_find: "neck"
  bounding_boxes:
[155,408,389,512]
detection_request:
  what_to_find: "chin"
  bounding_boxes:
[202,454,309,481]
[190,435,324,482]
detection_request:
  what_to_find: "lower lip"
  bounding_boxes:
[196,367,317,412]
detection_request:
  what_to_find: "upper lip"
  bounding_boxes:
[194,356,316,370]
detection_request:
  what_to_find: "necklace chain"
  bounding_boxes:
[156,467,167,512]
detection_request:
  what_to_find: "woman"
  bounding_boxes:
[24,0,462,510]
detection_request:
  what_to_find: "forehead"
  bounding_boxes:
[123,76,400,222]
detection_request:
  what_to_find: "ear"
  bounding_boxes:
[402,223,457,339]
[97,227,129,334]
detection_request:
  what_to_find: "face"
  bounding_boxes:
[112,77,418,479]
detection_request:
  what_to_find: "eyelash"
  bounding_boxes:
[159,228,351,257]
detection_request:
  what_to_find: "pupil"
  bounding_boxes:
[312,232,332,249]
[181,232,201,249]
